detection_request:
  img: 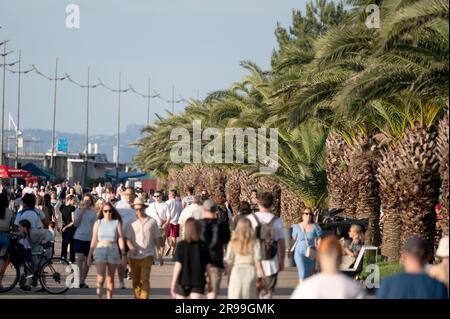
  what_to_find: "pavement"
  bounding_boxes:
[0,236,299,299]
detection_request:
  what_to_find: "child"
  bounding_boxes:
[340,224,364,269]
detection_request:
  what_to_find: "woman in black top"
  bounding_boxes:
[170,218,213,299]
[60,195,77,262]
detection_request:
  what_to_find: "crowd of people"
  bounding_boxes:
[0,180,448,299]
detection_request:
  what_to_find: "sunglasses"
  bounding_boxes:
[154,195,161,198]
[103,209,112,213]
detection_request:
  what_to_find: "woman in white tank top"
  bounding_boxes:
[87,202,127,299]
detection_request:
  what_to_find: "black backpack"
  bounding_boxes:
[252,213,278,260]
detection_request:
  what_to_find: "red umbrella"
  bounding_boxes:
[0,165,32,179]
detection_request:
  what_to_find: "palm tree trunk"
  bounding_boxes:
[437,111,449,236]
[348,135,382,246]
[378,145,402,261]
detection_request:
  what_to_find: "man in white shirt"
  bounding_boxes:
[115,186,137,288]
[126,197,162,299]
[178,196,203,239]
[181,186,195,208]
[247,192,285,299]
[14,193,47,249]
[22,182,34,195]
[291,236,366,299]
[165,189,183,256]
[145,191,168,264]
[95,183,104,198]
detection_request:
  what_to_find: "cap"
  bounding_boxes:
[436,236,449,258]
[203,199,218,212]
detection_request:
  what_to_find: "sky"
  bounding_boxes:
[0,0,307,136]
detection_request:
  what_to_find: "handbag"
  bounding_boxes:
[302,224,317,259]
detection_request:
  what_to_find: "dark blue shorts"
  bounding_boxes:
[0,233,11,250]
[73,239,91,256]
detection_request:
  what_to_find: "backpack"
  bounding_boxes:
[252,213,278,260]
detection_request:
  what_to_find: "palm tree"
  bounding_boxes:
[260,122,328,211]
[437,110,449,236]
[375,97,444,258]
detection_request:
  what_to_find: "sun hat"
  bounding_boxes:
[131,197,149,208]
[436,236,449,258]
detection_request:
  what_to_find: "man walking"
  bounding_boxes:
[145,191,168,265]
[126,198,162,299]
[200,199,230,298]
[115,186,137,287]
[377,236,448,299]
[165,189,183,256]
[247,192,285,299]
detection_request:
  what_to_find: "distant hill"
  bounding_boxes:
[18,124,144,163]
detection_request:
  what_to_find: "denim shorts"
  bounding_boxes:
[0,233,11,249]
[94,246,121,264]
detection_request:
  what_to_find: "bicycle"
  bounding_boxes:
[0,234,72,294]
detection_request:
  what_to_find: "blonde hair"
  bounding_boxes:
[231,218,255,255]
[350,224,364,242]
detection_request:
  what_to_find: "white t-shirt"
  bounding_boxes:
[145,202,168,228]
[96,186,104,197]
[165,198,183,225]
[14,208,46,248]
[182,195,195,207]
[117,208,136,235]
[290,273,366,299]
[178,203,203,239]
[14,208,45,229]
[247,212,285,277]
[115,200,131,209]
[23,187,33,194]
[73,208,97,241]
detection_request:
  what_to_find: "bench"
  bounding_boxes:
[341,245,378,279]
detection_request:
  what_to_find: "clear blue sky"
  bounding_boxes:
[0,0,307,136]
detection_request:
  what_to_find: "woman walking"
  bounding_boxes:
[42,194,57,230]
[87,202,127,299]
[60,195,77,262]
[291,208,323,284]
[0,193,14,287]
[73,194,97,288]
[170,218,213,299]
[226,218,264,299]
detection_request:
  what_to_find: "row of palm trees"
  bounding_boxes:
[136,0,449,260]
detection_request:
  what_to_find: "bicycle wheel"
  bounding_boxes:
[39,257,71,294]
[0,259,19,293]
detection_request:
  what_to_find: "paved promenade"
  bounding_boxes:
[0,235,299,299]
[0,257,299,299]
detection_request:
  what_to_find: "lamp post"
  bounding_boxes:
[128,78,159,127]
[32,60,68,176]
[0,41,15,165]
[98,74,130,187]
[66,67,99,186]
[5,50,33,177]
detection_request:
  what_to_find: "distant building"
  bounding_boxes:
[5,151,126,184]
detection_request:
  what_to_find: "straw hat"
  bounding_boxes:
[131,197,148,208]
